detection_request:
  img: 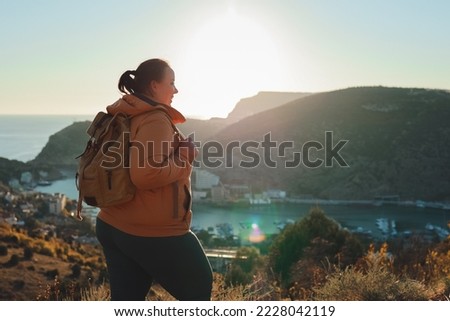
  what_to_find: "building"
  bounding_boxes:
[193,169,220,190]
[266,189,287,199]
[48,193,67,215]
[211,183,229,202]
[225,184,251,199]
[192,190,208,201]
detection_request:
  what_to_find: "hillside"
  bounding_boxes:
[30,121,91,167]
[0,158,27,185]
[0,220,105,300]
[203,87,450,201]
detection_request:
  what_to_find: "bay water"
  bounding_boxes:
[35,174,450,243]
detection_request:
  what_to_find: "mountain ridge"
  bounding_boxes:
[202,86,450,200]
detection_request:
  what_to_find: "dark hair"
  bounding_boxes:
[118,58,170,95]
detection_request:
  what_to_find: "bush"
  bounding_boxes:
[225,247,264,286]
[71,263,82,278]
[7,234,19,244]
[225,265,252,286]
[45,268,59,280]
[33,240,56,257]
[7,254,20,267]
[23,247,34,260]
[12,280,25,290]
[313,265,429,301]
[0,245,8,256]
[268,207,364,285]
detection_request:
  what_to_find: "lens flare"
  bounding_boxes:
[248,223,266,243]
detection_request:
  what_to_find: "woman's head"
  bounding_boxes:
[118,58,178,106]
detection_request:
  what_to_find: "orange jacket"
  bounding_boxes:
[98,94,196,237]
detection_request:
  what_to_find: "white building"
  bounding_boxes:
[48,193,67,215]
[193,169,220,190]
[193,190,208,201]
[211,184,229,202]
[267,189,287,199]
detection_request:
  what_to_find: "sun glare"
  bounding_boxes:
[175,9,283,119]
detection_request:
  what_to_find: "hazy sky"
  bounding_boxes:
[1,0,449,119]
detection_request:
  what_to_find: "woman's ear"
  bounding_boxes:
[150,80,159,94]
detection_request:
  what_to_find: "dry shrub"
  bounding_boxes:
[212,272,281,301]
[36,277,80,301]
[81,282,110,301]
[313,243,429,301]
[313,264,429,301]
[288,258,328,300]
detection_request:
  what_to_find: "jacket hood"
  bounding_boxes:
[106,94,186,124]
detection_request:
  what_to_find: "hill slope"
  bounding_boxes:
[31,121,91,167]
[203,87,450,200]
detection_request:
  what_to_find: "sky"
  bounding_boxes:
[0,0,449,119]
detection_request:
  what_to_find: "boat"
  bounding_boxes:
[375,218,389,234]
[415,200,426,208]
[249,197,271,205]
[425,223,450,239]
[274,219,295,230]
[37,180,52,186]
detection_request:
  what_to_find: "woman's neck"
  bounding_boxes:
[134,92,161,106]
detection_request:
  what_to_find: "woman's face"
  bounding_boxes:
[150,67,178,106]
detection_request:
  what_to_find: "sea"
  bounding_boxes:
[1,115,450,243]
[0,115,94,162]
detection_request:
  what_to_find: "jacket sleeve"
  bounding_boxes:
[129,111,192,190]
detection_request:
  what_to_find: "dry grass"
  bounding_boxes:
[78,273,282,301]
[2,221,449,301]
[313,265,429,301]
[0,225,105,300]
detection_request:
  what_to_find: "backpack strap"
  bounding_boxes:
[132,93,181,136]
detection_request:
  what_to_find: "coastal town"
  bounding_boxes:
[1,168,450,248]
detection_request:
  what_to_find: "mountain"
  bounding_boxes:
[30,121,91,167]
[177,91,308,141]
[201,87,450,201]
[177,117,228,142]
[0,157,27,185]
[226,91,310,123]
[20,86,450,201]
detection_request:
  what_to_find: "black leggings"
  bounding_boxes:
[96,218,213,301]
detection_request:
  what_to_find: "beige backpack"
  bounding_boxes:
[75,111,135,220]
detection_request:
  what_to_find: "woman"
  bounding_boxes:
[95,58,213,301]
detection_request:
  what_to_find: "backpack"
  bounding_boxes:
[75,111,135,220]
